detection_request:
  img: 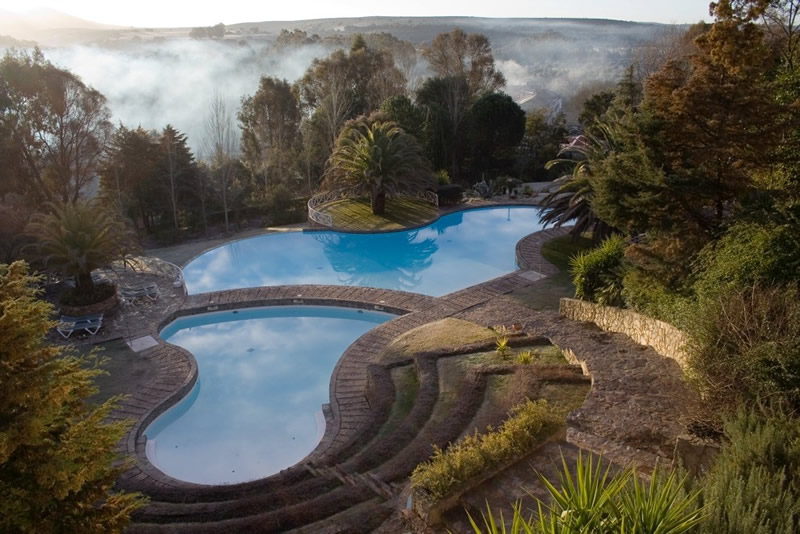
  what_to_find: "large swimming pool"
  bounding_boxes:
[183,206,546,296]
[145,306,392,485]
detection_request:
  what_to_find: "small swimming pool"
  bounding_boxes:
[145,306,393,485]
[183,206,546,296]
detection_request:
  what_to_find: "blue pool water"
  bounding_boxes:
[183,206,546,296]
[146,306,392,484]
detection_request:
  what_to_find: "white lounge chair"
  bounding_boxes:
[120,283,160,305]
[57,313,104,339]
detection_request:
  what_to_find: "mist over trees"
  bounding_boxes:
[1,18,720,248]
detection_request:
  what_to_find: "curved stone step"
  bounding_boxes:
[133,476,341,524]
[128,485,377,533]
[340,356,439,474]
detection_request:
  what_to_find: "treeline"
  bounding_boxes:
[0,28,567,253]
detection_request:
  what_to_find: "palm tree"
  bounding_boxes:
[25,201,139,295]
[540,130,616,242]
[323,116,434,215]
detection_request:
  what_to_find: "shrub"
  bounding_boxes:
[516,351,533,365]
[435,169,451,185]
[686,285,800,416]
[570,234,627,306]
[411,399,559,501]
[697,405,800,534]
[692,222,800,299]
[622,268,692,327]
[469,453,703,534]
[0,262,145,531]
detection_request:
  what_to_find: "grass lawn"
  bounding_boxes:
[319,197,438,231]
[509,233,594,310]
[378,318,497,363]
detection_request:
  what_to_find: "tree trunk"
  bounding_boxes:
[371,190,386,215]
[77,271,95,294]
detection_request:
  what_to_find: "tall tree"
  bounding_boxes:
[0,261,145,531]
[0,49,112,204]
[203,94,243,233]
[519,107,568,181]
[158,125,195,231]
[465,92,525,179]
[323,114,434,215]
[421,29,505,96]
[416,75,471,178]
[239,77,301,190]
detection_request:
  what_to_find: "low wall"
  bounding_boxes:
[559,298,689,368]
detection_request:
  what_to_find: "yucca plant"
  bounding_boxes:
[25,201,139,295]
[496,336,511,359]
[467,452,704,534]
[516,351,534,365]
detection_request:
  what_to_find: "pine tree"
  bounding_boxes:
[0,261,144,532]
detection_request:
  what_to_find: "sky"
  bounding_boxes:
[1,0,711,27]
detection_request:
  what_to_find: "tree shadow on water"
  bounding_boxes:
[312,231,438,291]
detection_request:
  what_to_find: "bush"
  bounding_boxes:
[469,453,703,534]
[692,222,800,299]
[411,399,559,501]
[686,285,800,416]
[622,268,692,327]
[570,235,627,306]
[437,184,463,206]
[435,169,451,185]
[59,281,116,307]
[697,405,800,534]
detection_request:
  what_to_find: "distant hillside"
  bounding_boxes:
[0,7,124,42]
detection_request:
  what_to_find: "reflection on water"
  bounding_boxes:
[313,231,438,291]
[183,206,547,296]
[146,306,392,485]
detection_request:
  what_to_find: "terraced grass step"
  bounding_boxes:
[286,497,394,534]
[133,476,342,524]
[129,485,377,533]
[340,356,438,474]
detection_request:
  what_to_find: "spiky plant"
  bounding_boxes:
[25,201,139,294]
[323,115,435,215]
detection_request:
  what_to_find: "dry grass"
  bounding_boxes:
[378,318,496,363]
[319,197,438,231]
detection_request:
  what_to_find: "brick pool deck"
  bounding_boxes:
[109,221,695,510]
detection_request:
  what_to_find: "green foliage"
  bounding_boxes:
[520,108,568,181]
[516,351,533,365]
[697,405,800,534]
[495,336,511,359]
[411,399,559,501]
[570,235,627,306]
[621,268,692,327]
[0,261,145,532]
[323,115,435,215]
[686,285,800,415]
[25,201,139,296]
[435,169,451,185]
[692,222,800,298]
[467,92,526,178]
[469,453,703,534]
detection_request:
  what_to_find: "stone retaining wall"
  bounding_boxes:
[559,298,689,368]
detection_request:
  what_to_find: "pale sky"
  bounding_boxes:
[1,1,711,27]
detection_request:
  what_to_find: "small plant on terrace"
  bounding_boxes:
[516,350,533,365]
[495,336,511,359]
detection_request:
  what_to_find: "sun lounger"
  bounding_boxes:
[120,283,161,305]
[57,313,104,339]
